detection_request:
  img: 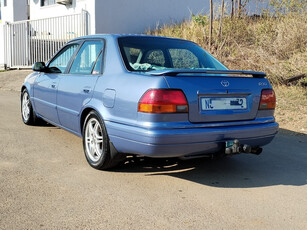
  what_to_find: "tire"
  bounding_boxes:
[21,89,38,125]
[82,111,120,170]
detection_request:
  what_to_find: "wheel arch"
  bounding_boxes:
[21,85,27,92]
[21,84,35,111]
[80,107,94,135]
[80,105,107,136]
[21,84,29,96]
[21,85,27,100]
[21,83,33,97]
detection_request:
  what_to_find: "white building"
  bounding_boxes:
[29,0,212,35]
[0,0,212,69]
[0,0,268,69]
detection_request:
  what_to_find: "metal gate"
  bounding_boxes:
[3,11,89,69]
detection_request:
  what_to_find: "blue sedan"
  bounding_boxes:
[21,34,278,169]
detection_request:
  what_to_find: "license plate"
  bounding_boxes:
[201,97,247,111]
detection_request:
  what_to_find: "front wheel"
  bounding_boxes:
[21,89,38,125]
[82,111,120,170]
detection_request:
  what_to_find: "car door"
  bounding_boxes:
[56,39,104,133]
[33,43,80,124]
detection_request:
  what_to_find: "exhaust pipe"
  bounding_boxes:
[250,147,262,155]
[243,144,251,153]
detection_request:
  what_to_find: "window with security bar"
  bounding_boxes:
[41,0,55,6]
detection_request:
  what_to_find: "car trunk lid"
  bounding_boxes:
[150,70,269,123]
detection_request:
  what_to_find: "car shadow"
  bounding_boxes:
[114,128,307,188]
[36,122,54,127]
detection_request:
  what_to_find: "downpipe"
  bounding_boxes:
[225,139,262,155]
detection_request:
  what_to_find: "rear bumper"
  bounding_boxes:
[106,121,279,158]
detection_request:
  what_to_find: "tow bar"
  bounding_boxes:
[225,139,262,155]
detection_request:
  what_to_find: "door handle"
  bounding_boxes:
[83,88,91,93]
[51,82,57,89]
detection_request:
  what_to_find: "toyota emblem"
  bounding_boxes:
[221,80,230,87]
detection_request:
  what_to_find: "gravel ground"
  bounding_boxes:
[0,70,32,91]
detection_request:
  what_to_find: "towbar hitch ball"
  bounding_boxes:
[225,139,256,155]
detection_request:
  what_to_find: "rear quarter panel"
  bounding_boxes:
[90,73,169,126]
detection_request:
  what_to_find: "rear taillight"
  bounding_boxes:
[138,89,188,113]
[259,89,276,110]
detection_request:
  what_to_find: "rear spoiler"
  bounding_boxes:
[149,69,266,78]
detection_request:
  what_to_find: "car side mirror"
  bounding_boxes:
[32,62,46,72]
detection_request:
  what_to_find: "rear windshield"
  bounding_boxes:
[118,37,227,72]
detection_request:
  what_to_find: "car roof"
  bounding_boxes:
[70,34,189,42]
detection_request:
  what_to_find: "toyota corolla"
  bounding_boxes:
[21,35,278,169]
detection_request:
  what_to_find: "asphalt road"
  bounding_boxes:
[1,90,307,230]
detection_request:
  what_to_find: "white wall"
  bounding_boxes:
[0,23,4,68]
[30,0,96,35]
[95,0,209,34]
[0,0,28,68]
[1,0,28,22]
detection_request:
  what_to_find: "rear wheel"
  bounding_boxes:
[21,89,38,125]
[82,111,120,170]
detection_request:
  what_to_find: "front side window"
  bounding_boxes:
[48,44,79,73]
[118,37,227,72]
[69,40,103,75]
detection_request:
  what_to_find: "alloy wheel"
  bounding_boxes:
[85,117,104,162]
[22,92,30,122]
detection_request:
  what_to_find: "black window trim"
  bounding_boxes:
[66,38,106,76]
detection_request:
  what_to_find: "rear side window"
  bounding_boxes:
[92,52,103,75]
[69,40,103,74]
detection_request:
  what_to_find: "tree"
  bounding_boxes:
[218,0,225,38]
[209,0,213,49]
[236,0,242,16]
[231,0,234,18]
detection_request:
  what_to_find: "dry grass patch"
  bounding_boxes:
[274,86,307,134]
[148,13,307,85]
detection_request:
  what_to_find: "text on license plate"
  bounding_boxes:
[201,97,247,110]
